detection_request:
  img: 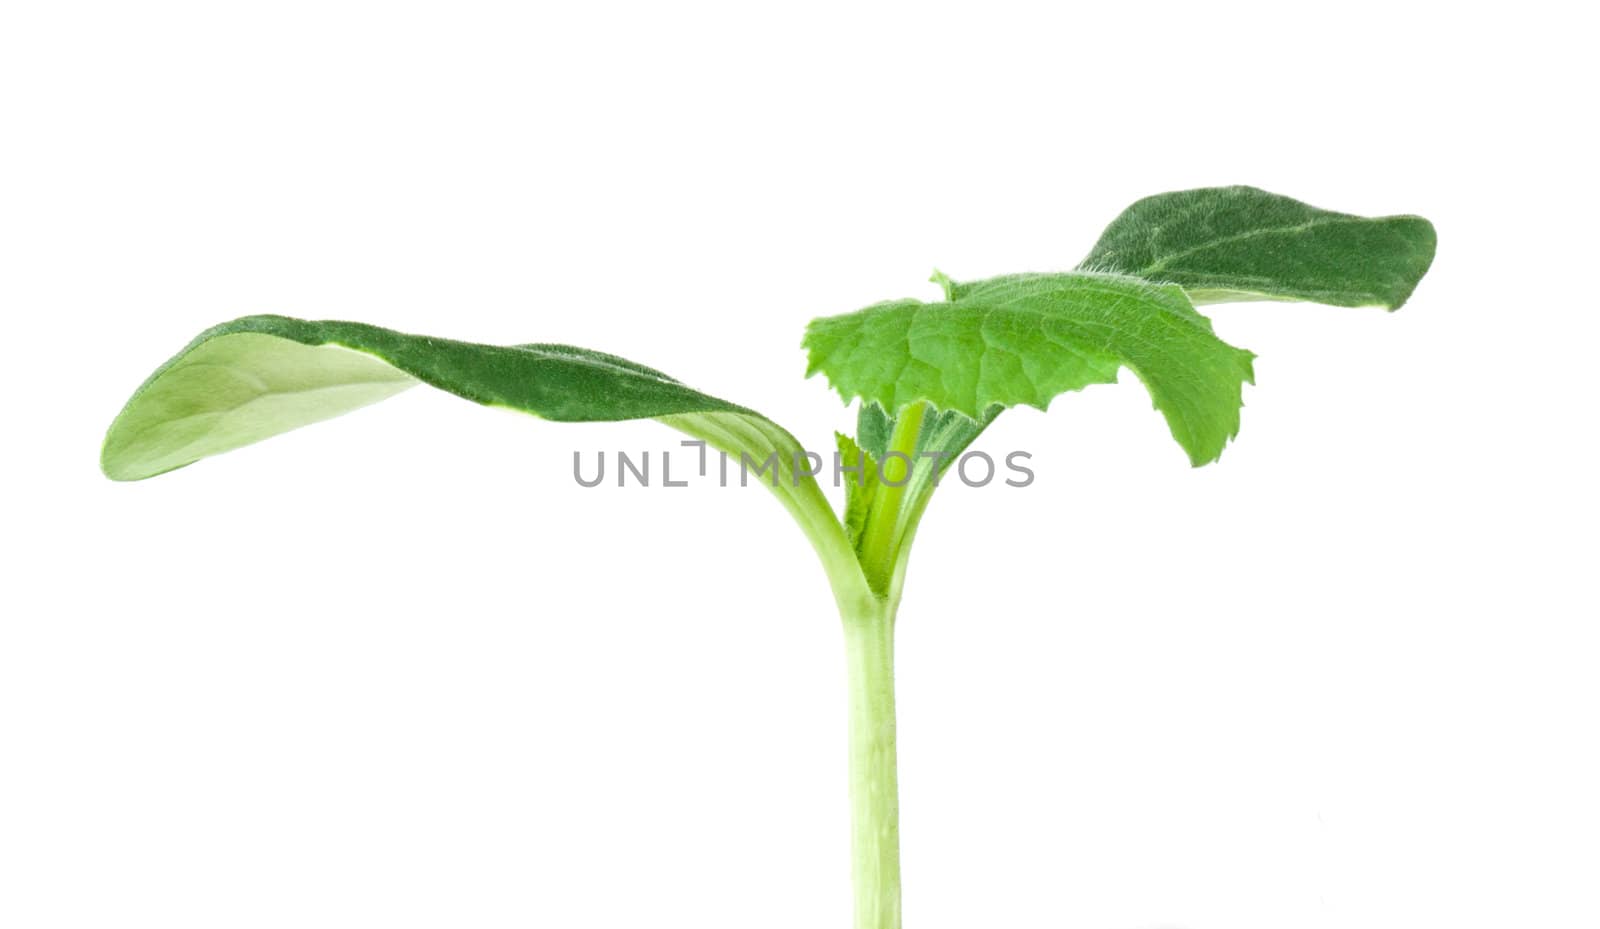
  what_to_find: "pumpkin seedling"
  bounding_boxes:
[102,186,1435,928]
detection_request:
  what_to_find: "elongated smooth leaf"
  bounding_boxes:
[103,314,779,481]
[1078,186,1436,309]
[806,272,1255,466]
[102,314,876,604]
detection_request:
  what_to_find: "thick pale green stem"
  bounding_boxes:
[837,402,933,927]
[843,602,900,929]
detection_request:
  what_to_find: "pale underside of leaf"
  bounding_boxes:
[1078,185,1437,310]
[806,272,1255,466]
[101,334,417,481]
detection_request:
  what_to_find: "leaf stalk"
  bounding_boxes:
[858,402,927,595]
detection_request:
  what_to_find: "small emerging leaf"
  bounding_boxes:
[856,401,995,481]
[806,273,1255,466]
[855,402,896,463]
[835,432,881,548]
[1079,186,1436,309]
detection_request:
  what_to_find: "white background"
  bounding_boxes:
[2,2,1595,927]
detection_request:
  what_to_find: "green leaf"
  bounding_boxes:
[100,314,770,481]
[1078,186,1436,309]
[806,272,1256,466]
[102,313,878,605]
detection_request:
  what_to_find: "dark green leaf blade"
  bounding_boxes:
[1078,186,1436,309]
[805,272,1255,466]
[102,314,755,481]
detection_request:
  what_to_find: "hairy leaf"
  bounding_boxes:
[1078,186,1436,309]
[807,273,1255,466]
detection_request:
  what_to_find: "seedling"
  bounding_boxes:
[102,186,1435,928]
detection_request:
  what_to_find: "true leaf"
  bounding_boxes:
[1078,185,1436,309]
[806,272,1256,466]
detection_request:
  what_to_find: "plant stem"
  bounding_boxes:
[682,407,909,926]
[842,601,901,929]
